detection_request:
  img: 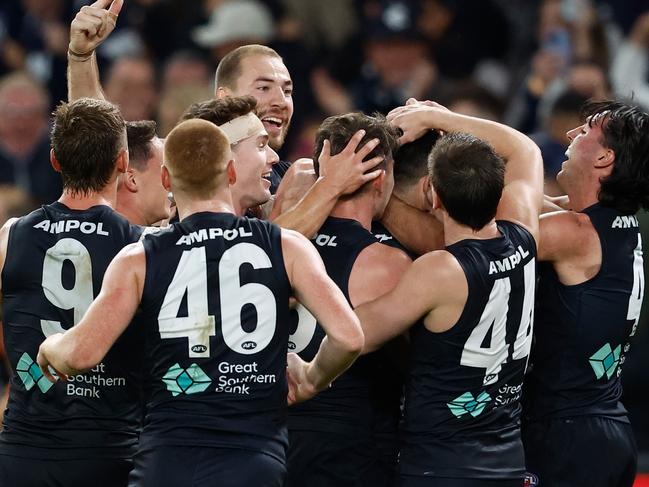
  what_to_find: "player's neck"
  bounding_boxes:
[174,188,236,221]
[566,188,599,213]
[57,187,117,211]
[330,196,374,230]
[443,216,500,246]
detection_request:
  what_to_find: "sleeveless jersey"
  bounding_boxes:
[371,220,416,259]
[288,217,394,436]
[400,221,536,480]
[523,204,643,422]
[0,202,144,459]
[137,212,292,462]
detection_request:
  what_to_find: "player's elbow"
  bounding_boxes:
[334,316,365,357]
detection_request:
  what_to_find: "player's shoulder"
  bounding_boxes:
[538,209,598,261]
[358,241,412,272]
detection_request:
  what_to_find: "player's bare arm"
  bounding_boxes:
[355,250,466,353]
[281,228,364,403]
[0,218,17,299]
[380,194,444,256]
[348,243,412,308]
[37,240,145,381]
[538,209,602,285]
[388,99,544,242]
[273,130,384,237]
[67,0,123,101]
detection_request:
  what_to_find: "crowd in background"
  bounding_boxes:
[1,0,649,462]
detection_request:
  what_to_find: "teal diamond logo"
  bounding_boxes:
[162,363,211,396]
[589,343,621,380]
[447,391,491,418]
[16,352,54,393]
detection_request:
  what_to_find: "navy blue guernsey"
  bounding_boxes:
[523,204,644,422]
[400,221,536,480]
[0,202,144,459]
[288,217,393,436]
[137,212,292,462]
[371,220,417,259]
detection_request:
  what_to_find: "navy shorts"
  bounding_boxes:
[285,429,389,487]
[399,476,522,487]
[128,446,285,487]
[522,416,637,487]
[0,454,132,487]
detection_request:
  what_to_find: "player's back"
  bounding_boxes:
[400,221,536,482]
[0,202,143,460]
[137,212,292,462]
[524,203,643,421]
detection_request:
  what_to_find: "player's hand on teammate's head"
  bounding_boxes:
[317,130,384,196]
[69,0,123,56]
[37,334,69,383]
[387,99,449,145]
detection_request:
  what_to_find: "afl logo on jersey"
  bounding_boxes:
[524,472,539,486]
[288,341,296,350]
[242,341,257,350]
[191,344,208,354]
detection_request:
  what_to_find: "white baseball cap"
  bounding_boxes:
[192,0,275,48]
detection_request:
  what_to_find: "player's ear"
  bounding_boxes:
[227,158,237,185]
[372,169,386,193]
[594,149,614,170]
[161,164,172,192]
[123,168,138,193]
[430,184,443,211]
[116,148,128,174]
[50,149,61,173]
[419,175,432,210]
[216,86,232,99]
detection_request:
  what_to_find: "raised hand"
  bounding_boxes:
[318,129,385,195]
[69,0,123,56]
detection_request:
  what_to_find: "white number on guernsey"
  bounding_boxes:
[41,238,94,337]
[627,234,644,336]
[219,243,275,355]
[288,303,317,353]
[158,243,276,357]
[158,247,215,358]
[460,259,535,385]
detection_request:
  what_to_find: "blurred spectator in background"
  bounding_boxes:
[161,50,211,92]
[192,0,275,62]
[104,55,158,121]
[157,84,213,137]
[0,72,60,204]
[611,11,649,110]
[438,81,505,121]
[0,0,73,107]
[530,88,588,196]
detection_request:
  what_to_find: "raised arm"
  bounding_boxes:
[379,195,444,256]
[388,99,544,242]
[281,229,364,403]
[272,130,383,237]
[67,0,123,101]
[37,241,145,381]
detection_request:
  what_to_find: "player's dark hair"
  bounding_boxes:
[126,120,157,171]
[582,100,649,214]
[313,112,399,197]
[180,95,257,134]
[51,98,126,196]
[394,130,439,189]
[429,132,505,231]
[215,45,282,90]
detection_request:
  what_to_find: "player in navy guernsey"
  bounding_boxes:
[355,99,543,486]
[0,98,143,487]
[522,101,649,487]
[37,118,364,487]
[285,113,411,487]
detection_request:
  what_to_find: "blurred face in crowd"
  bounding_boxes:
[229,55,294,150]
[231,126,279,214]
[0,79,49,157]
[105,58,158,122]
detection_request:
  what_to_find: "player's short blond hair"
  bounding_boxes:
[164,119,231,198]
